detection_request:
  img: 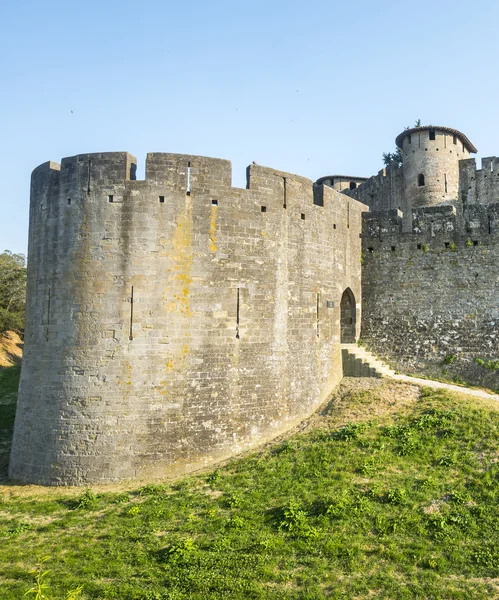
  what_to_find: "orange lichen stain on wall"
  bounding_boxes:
[163,196,193,318]
[210,205,217,252]
[157,196,193,400]
[125,361,132,386]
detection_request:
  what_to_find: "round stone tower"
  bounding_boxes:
[315,175,368,192]
[395,125,477,209]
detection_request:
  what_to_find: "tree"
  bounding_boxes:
[382,120,421,166]
[382,148,403,167]
[0,250,26,335]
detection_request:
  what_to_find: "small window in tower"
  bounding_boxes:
[407,135,412,144]
[462,144,465,153]
[418,174,425,187]
[108,195,114,203]
[349,181,357,190]
[429,130,436,141]
[453,135,457,145]
[159,196,165,203]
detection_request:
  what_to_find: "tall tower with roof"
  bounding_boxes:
[396,125,477,209]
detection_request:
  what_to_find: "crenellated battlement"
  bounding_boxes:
[343,161,405,216]
[459,156,499,207]
[31,152,359,215]
[362,202,499,242]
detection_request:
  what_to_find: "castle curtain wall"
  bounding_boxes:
[10,153,366,485]
[361,204,499,389]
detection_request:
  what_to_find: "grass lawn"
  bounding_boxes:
[0,368,498,599]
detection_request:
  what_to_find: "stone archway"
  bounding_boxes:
[340,288,356,343]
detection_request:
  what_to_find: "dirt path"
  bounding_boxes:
[390,373,499,401]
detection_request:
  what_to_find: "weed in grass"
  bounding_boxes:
[70,488,98,510]
[24,557,50,599]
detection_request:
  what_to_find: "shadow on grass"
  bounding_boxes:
[0,364,21,481]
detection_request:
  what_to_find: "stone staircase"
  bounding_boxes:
[341,344,397,378]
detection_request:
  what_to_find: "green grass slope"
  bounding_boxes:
[0,372,498,599]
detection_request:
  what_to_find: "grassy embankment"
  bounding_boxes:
[0,368,498,599]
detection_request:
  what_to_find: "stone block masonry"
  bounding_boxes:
[9,152,367,485]
[361,205,499,390]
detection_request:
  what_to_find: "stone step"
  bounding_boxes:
[341,344,396,378]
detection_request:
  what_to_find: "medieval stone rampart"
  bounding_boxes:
[459,156,499,207]
[361,204,499,389]
[345,163,405,217]
[10,152,366,485]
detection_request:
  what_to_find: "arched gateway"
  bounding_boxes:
[340,288,356,343]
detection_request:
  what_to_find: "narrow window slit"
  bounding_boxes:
[391,246,396,252]
[87,160,91,195]
[261,206,266,213]
[444,173,448,194]
[67,198,72,205]
[46,287,51,341]
[186,162,191,196]
[236,288,240,339]
[283,176,287,209]
[129,286,134,341]
[108,195,114,203]
[301,213,305,220]
[159,196,165,203]
[316,292,320,338]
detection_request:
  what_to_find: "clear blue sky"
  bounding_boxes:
[2,0,499,255]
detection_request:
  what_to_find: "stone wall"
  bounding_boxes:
[345,163,406,225]
[10,153,366,485]
[460,157,499,207]
[361,205,499,390]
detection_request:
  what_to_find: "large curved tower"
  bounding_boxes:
[9,152,366,485]
[396,125,477,209]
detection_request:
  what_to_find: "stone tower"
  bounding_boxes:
[9,152,367,485]
[395,125,477,209]
[315,175,367,193]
